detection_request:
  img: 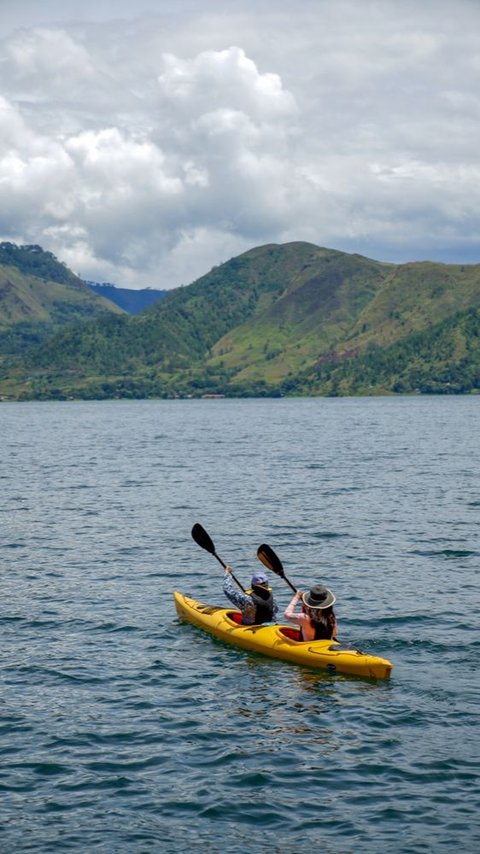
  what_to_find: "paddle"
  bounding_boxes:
[256,543,297,593]
[191,523,246,592]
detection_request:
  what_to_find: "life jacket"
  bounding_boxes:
[304,607,335,641]
[249,587,275,624]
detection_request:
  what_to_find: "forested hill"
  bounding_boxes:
[0,242,123,328]
[1,240,480,400]
[0,242,83,288]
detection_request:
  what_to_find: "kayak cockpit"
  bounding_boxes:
[279,626,302,642]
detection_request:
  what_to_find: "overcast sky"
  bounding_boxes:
[1,0,479,289]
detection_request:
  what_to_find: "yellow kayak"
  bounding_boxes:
[173,592,393,679]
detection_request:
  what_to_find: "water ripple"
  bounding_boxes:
[1,397,479,853]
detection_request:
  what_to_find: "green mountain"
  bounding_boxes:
[1,241,480,400]
[0,243,124,324]
[0,242,124,383]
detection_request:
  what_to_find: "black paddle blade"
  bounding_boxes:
[191,522,240,586]
[257,544,298,594]
[257,543,285,577]
[191,523,215,555]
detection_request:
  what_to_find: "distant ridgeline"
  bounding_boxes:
[1,240,480,400]
[86,282,167,314]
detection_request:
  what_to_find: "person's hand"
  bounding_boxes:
[224,565,233,574]
[296,589,303,598]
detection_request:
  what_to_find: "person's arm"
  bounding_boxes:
[223,569,256,623]
[223,568,247,607]
[284,591,308,627]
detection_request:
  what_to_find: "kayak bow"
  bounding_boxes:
[173,592,393,679]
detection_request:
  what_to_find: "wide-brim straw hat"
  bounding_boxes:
[302,584,336,609]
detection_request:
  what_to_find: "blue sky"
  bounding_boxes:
[1,0,479,288]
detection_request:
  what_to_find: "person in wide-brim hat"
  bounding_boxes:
[284,583,337,641]
[302,584,336,610]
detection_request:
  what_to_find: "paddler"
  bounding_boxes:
[223,566,278,625]
[284,584,337,640]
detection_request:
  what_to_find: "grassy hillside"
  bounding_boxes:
[0,243,123,329]
[287,307,480,396]
[16,242,323,373]
[0,242,84,288]
[206,256,480,385]
[0,243,125,380]
[1,241,480,400]
[207,248,393,382]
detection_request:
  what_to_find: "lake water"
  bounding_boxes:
[1,397,479,853]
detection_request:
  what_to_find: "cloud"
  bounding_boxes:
[1,1,480,288]
[1,33,300,286]
[6,26,96,86]
[158,46,294,119]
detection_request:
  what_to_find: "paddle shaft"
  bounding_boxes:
[280,574,297,594]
